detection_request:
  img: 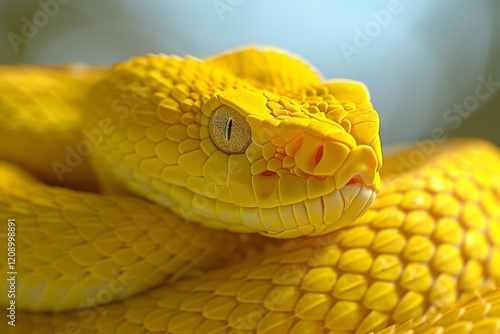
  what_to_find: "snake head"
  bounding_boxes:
[201,81,382,238]
[90,47,382,238]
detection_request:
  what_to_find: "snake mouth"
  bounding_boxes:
[346,176,363,185]
[257,183,377,238]
[344,175,379,192]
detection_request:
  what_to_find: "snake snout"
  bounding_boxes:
[293,133,349,175]
[292,131,380,192]
[336,145,381,191]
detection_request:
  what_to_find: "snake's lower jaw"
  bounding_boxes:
[332,182,378,224]
[262,185,377,238]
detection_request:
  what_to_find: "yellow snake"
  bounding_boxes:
[0,47,499,334]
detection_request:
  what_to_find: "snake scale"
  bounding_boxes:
[0,47,499,334]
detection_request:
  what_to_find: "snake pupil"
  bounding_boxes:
[225,118,233,141]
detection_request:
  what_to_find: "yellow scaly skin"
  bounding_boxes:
[0,48,499,333]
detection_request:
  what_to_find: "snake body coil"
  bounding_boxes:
[0,48,499,333]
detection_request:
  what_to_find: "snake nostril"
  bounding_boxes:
[315,145,324,165]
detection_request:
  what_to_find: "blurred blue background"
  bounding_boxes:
[1,0,499,146]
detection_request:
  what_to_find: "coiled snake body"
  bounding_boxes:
[0,48,499,333]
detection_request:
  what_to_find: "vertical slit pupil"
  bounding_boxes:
[225,118,233,141]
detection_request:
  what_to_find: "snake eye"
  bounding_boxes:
[209,105,252,154]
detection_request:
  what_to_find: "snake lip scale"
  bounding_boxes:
[0,46,499,334]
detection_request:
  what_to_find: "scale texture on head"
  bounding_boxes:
[87,47,383,238]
